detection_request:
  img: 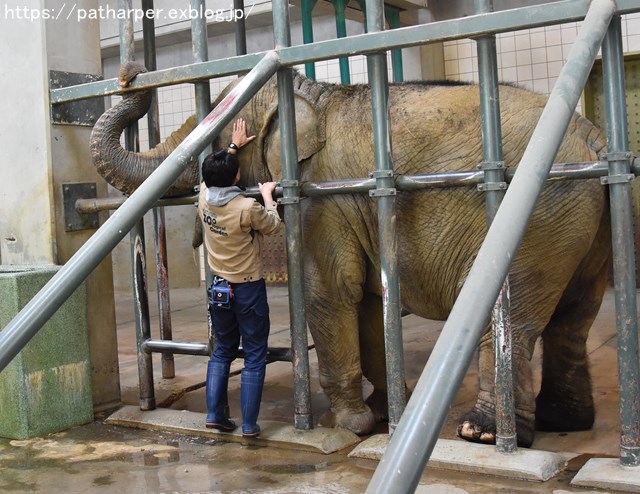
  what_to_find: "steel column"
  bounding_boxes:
[366,0,405,433]
[601,15,640,467]
[0,52,281,375]
[384,6,403,83]
[301,0,318,79]
[119,0,156,410]
[332,0,351,84]
[475,0,516,453]
[191,0,215,354]
[234,0,248,56]
[273,0,314,430]
[143,0,175,380]
[366,1,615,491]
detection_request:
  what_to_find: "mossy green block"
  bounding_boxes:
[0,265,93,439]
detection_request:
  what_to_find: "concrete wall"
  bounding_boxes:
[0,0,121,411]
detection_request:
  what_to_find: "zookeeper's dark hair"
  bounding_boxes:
[202,149,239,188]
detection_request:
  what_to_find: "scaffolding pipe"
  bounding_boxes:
[301,0,318,79]
[234,0,248,56]
[143,0,175,381]
[74,160,617,214]
[332,0,351,84]
[273,0,314,430]
[118,0,157,410]
[366,0,615,491]
[0,52,281,375]
[601,15,640,467]
[475,0,516,453]
[366,0,405,433]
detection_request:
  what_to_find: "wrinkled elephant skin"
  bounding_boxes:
[91,69,610,447]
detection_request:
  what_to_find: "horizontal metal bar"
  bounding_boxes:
[75,194,198,214]
[142,338,301,363]
[142,339,210,356]
[75,161,613,214]
[50,0,640,104]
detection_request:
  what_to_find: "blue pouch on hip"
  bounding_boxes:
[210,276,233,309]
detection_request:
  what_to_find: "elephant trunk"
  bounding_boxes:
[89,62,200,197]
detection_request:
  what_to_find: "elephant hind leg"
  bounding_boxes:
[535,244,609,433]
[456,340,537,448]
[358,292,411,423]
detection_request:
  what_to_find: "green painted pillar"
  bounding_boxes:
[332,0,351,84]
[0,266,93,439]
[385,6,404,82]
[301,0,318,79]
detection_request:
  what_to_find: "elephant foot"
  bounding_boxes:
[319,405,376,436]
[365,389,389,422]
[457,407,534,448]
[535,389,594,432]
[365,387,413,423]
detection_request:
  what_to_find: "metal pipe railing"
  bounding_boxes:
[118,0,157,410]
[475,0,516,454]
[273,0,314,431]
[143,0,175,381]
[601,15,640,467]
[0,51,282,375]
[366,0,616,491]
[366,0,405,433]
[50,0,640,105]
[74,160,622,214]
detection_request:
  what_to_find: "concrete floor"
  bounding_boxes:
[0,285,637,493]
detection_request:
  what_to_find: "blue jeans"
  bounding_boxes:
[209,278,270,372]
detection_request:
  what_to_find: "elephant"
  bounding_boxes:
[91,62,610,447]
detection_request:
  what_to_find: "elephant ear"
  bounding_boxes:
[258,92,325,175]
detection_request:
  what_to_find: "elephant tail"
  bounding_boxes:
[89,62,200,197]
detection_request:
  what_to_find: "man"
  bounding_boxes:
[198,118,281,437]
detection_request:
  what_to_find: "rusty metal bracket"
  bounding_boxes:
[601,174,635,185]
[50,71,104,126]
[369,170,396,197]
[277,179,300,205]
[63,183,99,232]
[478,182,508,191]
[477,160,506,171]
[478,160,507,192]
[600,151,635,162]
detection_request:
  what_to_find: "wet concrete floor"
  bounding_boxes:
[0,286,633,493]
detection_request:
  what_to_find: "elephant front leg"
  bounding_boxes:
[457,336,536,447]
[309,298,375,435]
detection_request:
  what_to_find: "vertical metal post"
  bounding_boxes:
[384,6,404,83]
[191,0,215,352]
[475,0,516,453]
[301,0,318,79]
[354,0,368,34]
[119,0,156,410]
[366,0,405,433]
[142,0,175,380]
[273,0,313,430]
[332,0,351,84]
[601,15,640,467]
[366,1,615,491]
[234,0,247,56]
